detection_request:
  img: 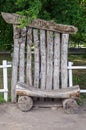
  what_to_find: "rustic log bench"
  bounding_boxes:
[16,82,80,113]
[2,12,80,113]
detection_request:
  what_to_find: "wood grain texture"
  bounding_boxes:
[33,29,40,88]
[3,12,79,102]
[40,30,46,89]
[46,31,53,90]
[26,28,32,86]
[18,96,33,111]
[53,33,60,89]
[1,12,78,34]
[19,27,26,82]
[63,99,79,114]
[11,25,20,102]
[61,34,69,88]
[16,82,80,99]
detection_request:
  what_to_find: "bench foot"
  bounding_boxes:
[62,98,79,114]
[18,96,33,112]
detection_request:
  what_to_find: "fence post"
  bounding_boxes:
[3,60,8,101]
[68,62,73,87]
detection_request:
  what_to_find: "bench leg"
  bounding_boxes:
[18,96,33,112]
[62,98,79,114]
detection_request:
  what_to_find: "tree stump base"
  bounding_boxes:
[62,99,79,114]
[18,96,33,112]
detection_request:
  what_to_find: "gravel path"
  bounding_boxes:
[0,102,86,130]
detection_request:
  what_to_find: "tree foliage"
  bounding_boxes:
[0,0,16,51]
[15,0,86,32]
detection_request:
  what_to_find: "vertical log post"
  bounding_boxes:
[26,28,32,86]
[11,25,20,102]
[40,30,46,90]
[53,33,60,89]
[61,34,69,88]
[46,31,53,90]
[33,29,40,88]
[19,27,26,82]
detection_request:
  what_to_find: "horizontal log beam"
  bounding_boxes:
[16,82,80,99]
[1,12,78,34]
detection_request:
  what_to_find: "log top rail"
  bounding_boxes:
[1,12,78,34]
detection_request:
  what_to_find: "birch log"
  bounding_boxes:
[19,27,26,82]
[26,28,32,86]
[33,29,40,88]
[53,33,60,89]
[40,30,46,89]
[1,12,78,34]
[61,34,69,88]
[62,98,79,114]
[46,31,53,90]
[11,25,20,102]
[18,96,33,112]
[16,82,80,99]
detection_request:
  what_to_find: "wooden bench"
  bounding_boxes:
[2,12,80,113]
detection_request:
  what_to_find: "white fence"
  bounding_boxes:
[0,60,11,101]
[68,62,86,93]
[0,60,86,102]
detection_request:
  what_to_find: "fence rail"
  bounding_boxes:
[68,48,86,55]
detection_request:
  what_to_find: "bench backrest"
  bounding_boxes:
[1,12,77,102]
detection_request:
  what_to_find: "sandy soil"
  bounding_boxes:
[0,102,86,130]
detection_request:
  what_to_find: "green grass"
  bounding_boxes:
[0,93,5,103]
[0,93,11,103]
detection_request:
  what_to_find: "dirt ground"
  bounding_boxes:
[0,101,86,130]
